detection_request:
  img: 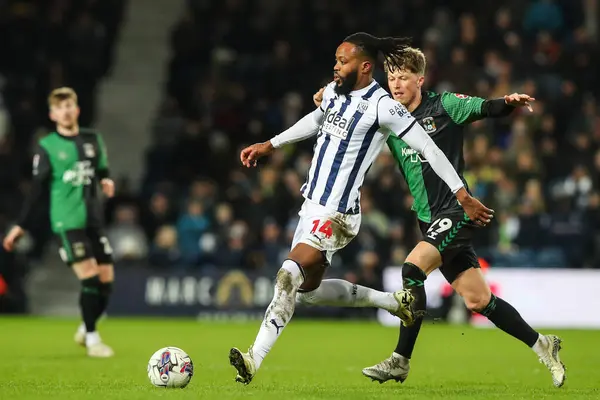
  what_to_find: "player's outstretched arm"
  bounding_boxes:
[378,97,494,226]
[240,107,326,168]
[441,92,535,125]
[3,145,52,252]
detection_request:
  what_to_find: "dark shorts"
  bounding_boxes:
[55,228,114,266]
[419,211,480,283]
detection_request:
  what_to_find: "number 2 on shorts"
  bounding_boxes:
[311,219,333,239]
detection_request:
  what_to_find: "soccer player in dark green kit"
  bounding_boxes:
[311,48,565,387]
[4,88,115,357]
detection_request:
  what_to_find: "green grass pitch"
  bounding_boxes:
[1,317,598,399]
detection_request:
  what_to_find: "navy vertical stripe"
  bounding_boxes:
[307,135,330,198]
[320,84,380,206]
[337,122,379,212]
[352,196,360,214]
[337,96,352,118]
[305,98,339,198]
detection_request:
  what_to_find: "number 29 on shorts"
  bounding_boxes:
[426,217,452,240]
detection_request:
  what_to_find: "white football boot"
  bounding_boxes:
[87,342,115,358]
[390,290,416,327]
[229,347,257,385]
[537,334,566,387]
[362,353,410,383]
[74,323,86,347]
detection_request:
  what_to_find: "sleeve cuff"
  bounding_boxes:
[98,169,110,180]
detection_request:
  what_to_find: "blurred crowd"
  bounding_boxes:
[1,0,600,286]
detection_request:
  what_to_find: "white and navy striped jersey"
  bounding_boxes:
[299,80,418,214]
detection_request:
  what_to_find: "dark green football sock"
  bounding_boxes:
[480,294,539,347]
[80,275,103,333]
[394,262,427,358]
[98,281,113,319]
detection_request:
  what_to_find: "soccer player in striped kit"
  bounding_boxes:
[229,33,493,384]
[313,47,565,387]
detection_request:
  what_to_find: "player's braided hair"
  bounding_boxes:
[343,32,411,71]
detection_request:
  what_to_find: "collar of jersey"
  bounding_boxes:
[412,89,431,113]
[54,131,79,140]
[347,80,379,98]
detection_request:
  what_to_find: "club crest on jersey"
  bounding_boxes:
[322,110,352,140]
[421,117,437,133]
[454,93,470,99]
[83,143,95,158]
[357,100,369,114]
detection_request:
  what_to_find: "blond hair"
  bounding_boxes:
[384,47,426,75]
[48,87,78,107]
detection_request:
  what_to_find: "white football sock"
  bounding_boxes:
[296,279,398,312]
[392,352,410,364]
[251,260,304,370]
[532,334,549,356]
[86,331,101,347]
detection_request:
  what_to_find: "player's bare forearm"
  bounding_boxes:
[101,178,115,198]
[240,141,274,168]
[454,187,470,203]
[263,140,275,152]
[455,189,494,227]
[2,225,25,252]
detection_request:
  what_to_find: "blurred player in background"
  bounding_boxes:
[312,47,565,387]
[229,32,493,385]
[3,88,116,358]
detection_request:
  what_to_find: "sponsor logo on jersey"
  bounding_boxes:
[401,147,428,163]
[62,160,95,186]
[421,116,437,133]
[454,93,470,99]
[388,103,408,117]
[322,110,353,140]
[83,143,96,158]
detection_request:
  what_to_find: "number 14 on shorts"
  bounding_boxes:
[311,219,333,239]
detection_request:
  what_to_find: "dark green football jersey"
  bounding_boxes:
[387,91,488,223]
[19,128,109,233]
